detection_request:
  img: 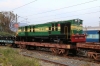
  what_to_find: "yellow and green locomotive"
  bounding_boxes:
[16,19,85,44]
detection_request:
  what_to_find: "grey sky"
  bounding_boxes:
[0,0,100,27]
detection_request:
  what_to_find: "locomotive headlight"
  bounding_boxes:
[75,19,78,22]
[75,19,80,23]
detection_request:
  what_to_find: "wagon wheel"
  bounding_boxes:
[50,48,59,55]
[53,48,59,55]
[19,45,22,49]
[58,49,65,54]
[19,45,26,49]
[63,49,69,56]
[18,45,26,53]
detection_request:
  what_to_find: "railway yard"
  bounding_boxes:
[0,0,100,66]
[0,18,100,66]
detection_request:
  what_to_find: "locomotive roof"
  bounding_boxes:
[19,18,82,27]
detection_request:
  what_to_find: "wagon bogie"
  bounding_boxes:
[77,42,100,60]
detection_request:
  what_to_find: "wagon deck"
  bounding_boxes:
[15,41,76,49]
[77,42,100,50]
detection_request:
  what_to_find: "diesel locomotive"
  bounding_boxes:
[16,19,85,44]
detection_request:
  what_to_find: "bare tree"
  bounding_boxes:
[0,11,16,35]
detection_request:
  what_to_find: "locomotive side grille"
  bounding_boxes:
[55,27,58,31]
[25,26,27,32]
[49,27,51,30]
[55,23,58,31]
[33,26,35,32]
[51,23,58,31]
[52,23,54,27]
[48,27,51,34]
[30,26,31,32]
[52,27,54,31]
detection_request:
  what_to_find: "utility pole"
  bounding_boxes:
[14,14,19,29]
[16,14,17,23]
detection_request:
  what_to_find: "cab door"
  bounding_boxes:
[25,26,28,36]
[60,22,71,40]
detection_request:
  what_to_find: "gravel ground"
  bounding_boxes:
[20,50,100,66]
[39,60,60,66]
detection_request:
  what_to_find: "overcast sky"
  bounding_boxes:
[0,0,100,27]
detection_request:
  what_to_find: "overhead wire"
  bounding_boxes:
[25,0,98,17]
[28,6,100,19]
[31,11,100,23]
[11,0,37,11]
[11,0,98,24]
[10,0,38,23]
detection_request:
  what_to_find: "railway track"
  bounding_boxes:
[22,53,68,66]
[0,46,100,66]
[20,50,68,66]
[18,49,100,66]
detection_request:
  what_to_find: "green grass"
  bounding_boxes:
[0,32,15,36]
[0,47,40,66]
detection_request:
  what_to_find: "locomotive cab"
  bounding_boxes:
[59,19,86,43]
